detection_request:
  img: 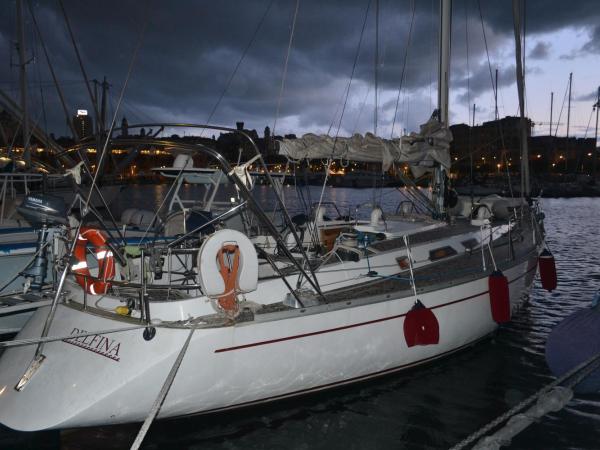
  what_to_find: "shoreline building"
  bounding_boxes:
[450,116,595,177]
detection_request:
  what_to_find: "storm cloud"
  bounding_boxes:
[1,0,599,138]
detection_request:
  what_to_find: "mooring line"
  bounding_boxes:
[130,327,195,450]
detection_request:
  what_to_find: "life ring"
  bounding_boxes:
[216,244,241,312]
[197,229,258,316]
[72,227,115,295]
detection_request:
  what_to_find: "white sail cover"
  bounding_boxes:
[278,116,452,174]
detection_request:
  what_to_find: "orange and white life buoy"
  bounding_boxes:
[72,227,115,295]
[216,244,241,313]
[197,229,258,317]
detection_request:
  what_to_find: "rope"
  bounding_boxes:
[130,327,195,450]
[450,351,600,450]
[273,0,300,137]
[403,235,418,298]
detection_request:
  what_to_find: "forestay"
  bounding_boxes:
[278,115,452,174]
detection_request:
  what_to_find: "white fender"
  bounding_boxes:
[121,209,160,228]
[120,208,135,225]
[197,229,258,297]
[314,206,326,223]
[370,207,383,226]
[173,154,193,169]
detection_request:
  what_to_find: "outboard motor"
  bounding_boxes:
[17,194,68,227]
[16,194,68,291]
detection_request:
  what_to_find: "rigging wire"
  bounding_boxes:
[522,0,528,117]
[429,0,433,113]
[582,107,595,139]
[273,0,301,137]
[374,0,379,135]
[390,0,416,138]
[203,0,275,132]
[465,0,473,185]
[83,3,150,210]
[32,0,151,362]
[58,0,104,132]
[31,23,49,140]
[312,0,373,251]
[329,0,372,137]
[554,78,570,137]
[353,86,372,134]
[477,0,496,110]
[478,0,514,198]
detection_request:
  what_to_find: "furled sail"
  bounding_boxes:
[278,115,452,174]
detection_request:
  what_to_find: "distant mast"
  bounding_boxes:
[16,0,31,167]
[594,87,599,181]
[549,91,554,136]
[565,72,573,172]
[512,0,529,198]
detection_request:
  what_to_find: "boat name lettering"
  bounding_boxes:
[62,327,121,362]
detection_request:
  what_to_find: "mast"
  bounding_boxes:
[470,103,475,185]
[594,86,599,182]
[101,76,108,135]
[494,68,499,120]
[433,0,452,217]
[512,0,529,198]
[566,72,572,172]
[438,0,451,126]
[16,0,31,167]
[374,0,379,135]
[549,91,553,136]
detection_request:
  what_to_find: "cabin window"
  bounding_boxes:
[429,246,458,261]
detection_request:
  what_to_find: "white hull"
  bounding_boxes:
[0,250,538,431]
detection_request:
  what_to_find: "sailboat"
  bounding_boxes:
[0,0,550,433]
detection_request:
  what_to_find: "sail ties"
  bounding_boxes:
[229,154,261,191]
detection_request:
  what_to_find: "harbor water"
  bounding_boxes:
[1,187,599,449]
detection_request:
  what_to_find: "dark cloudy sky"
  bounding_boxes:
[1,0,599,140]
